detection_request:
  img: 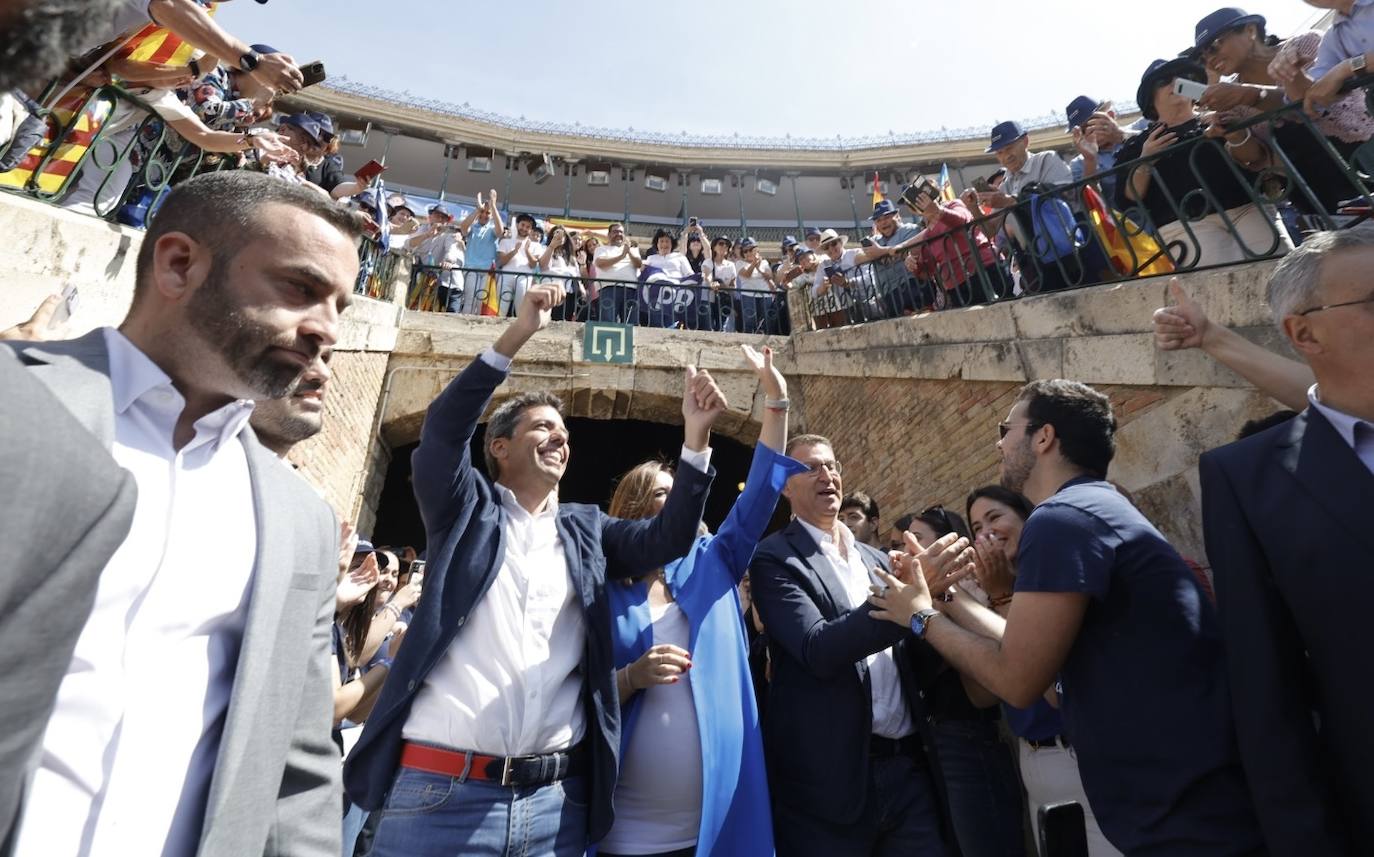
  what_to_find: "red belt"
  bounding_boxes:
[399,741,585,787]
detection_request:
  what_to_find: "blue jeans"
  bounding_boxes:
[364,769,590,857]
[773,754,950,857]
[931,719,1027,857]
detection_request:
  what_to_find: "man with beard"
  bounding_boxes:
[3,170,365,857]
[866,380,1263,857]
[250,349,332,458]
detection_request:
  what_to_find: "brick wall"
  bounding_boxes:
[288,349,390,532]
[795,374,1189,544]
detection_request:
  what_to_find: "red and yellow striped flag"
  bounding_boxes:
[480,268,501,317]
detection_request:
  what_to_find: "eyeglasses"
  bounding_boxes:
[804,459,843,477]
[1295,294,1374,316]
[998,420,1040,439]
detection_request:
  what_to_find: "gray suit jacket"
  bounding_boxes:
[1,331,341,857]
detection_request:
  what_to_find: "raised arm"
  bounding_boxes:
[147,0,303,92]
[1153,278,1312,410]
[411,284,561,532]
[488,189,505,236]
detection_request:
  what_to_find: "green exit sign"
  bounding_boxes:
[583,322,634,364]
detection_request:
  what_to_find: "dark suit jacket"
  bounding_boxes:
[750,519,939,827]
[2,331,342,857]
[343,356,714,843]
[1200,408,1374,856]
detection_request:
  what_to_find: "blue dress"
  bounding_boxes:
[603,444,807,857]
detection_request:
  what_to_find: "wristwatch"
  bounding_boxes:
[909,607,941,638]
[1350,55,1367,75]
[238,49,262,73]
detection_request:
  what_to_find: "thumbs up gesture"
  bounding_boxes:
[1152,277,1209,351]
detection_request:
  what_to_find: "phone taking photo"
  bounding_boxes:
[409,560,425,585]
[1172,77,1208,102]
[298,60,327,88]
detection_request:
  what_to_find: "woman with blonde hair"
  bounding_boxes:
[597,345,806,857]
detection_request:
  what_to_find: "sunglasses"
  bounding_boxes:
[998,420,1041,439]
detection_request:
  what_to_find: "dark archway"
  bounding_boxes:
[372,416,788,552]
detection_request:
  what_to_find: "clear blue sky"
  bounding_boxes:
[219,1,1327,139]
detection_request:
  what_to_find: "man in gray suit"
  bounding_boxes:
[2,171,364,857]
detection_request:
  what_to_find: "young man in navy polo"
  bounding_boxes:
[868,379,1264,856]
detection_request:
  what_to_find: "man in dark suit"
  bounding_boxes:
[2,171,362,857]
[344,283,723,856]
[749,433,952,857]
[1200,225,1374,856]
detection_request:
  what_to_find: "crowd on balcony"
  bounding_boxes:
[2,3,1374,857]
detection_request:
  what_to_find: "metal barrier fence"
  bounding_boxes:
[405,265,790,334]
[798,88,1374,329]
[0,84,235,226]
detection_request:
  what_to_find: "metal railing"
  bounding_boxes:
[405,265,789,334]
[795,88,1374,330]
[0,84,233,225]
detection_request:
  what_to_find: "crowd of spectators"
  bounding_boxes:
[2,3,1374,857]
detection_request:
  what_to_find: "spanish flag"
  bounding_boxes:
[1082,185,1175,278]
[938,164,957,203]
[480,267,501,317]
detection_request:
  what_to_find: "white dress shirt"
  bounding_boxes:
[797,518,914,739]
[1308,384,1374,476]
[404,349,711,756]
[18,328,258,857]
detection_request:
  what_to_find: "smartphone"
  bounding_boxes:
[1172,77,1208,102]
[1039,802,1089,857]
[688,216,698,226]
[409,560,425,585]
[299,60,327,88]
[354,159,386,182]
[49,284,78,328]
[972,176,992,194]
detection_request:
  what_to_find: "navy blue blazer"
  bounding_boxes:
[749,519,940,826]
[343,356,714,842]
[1200,408,1374,856]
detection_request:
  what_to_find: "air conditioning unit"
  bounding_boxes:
[700,178,723,195]
[586,170,610,186]
[756,178,778,196]
[645,174,669,192]
[467,157,491,172]
[529,154,554,184]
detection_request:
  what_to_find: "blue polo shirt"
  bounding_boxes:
[464,220,499,270]
[1015,477,1263,856]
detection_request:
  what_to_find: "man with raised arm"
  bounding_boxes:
[344,283,724,856]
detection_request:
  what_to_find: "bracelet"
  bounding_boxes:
[380,601,402,620]
[764,397,790,412]
[1225,129,1253,150]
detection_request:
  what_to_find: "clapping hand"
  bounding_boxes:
[337,521,358,580]
[972,533,1016,602]
[1072,125,1099,158]
[870,531,975,626]
[336,551,379,609]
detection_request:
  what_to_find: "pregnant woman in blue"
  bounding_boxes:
[595,345,805,857]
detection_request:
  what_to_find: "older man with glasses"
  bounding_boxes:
[1199,223,1374,854]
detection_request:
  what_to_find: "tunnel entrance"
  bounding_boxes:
[372,416,788,553]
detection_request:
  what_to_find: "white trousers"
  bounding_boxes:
[1017,738,1122,857]
[1157,202,1294,270]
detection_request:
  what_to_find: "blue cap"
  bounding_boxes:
[870,199,899,221]
[781,234,798,248]
[985,121,1027,154]
[804,226,822,238]
[739,236,758,250]
[1136,57,1206,121]
[307,111,334,139]
[354,538,375,554]
[428,203,453,220]
[1193,7,1265,52]
[279,113,324,144]
[249,43,280,55]
[1065,95,1098,131]
[794,245,815,261]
